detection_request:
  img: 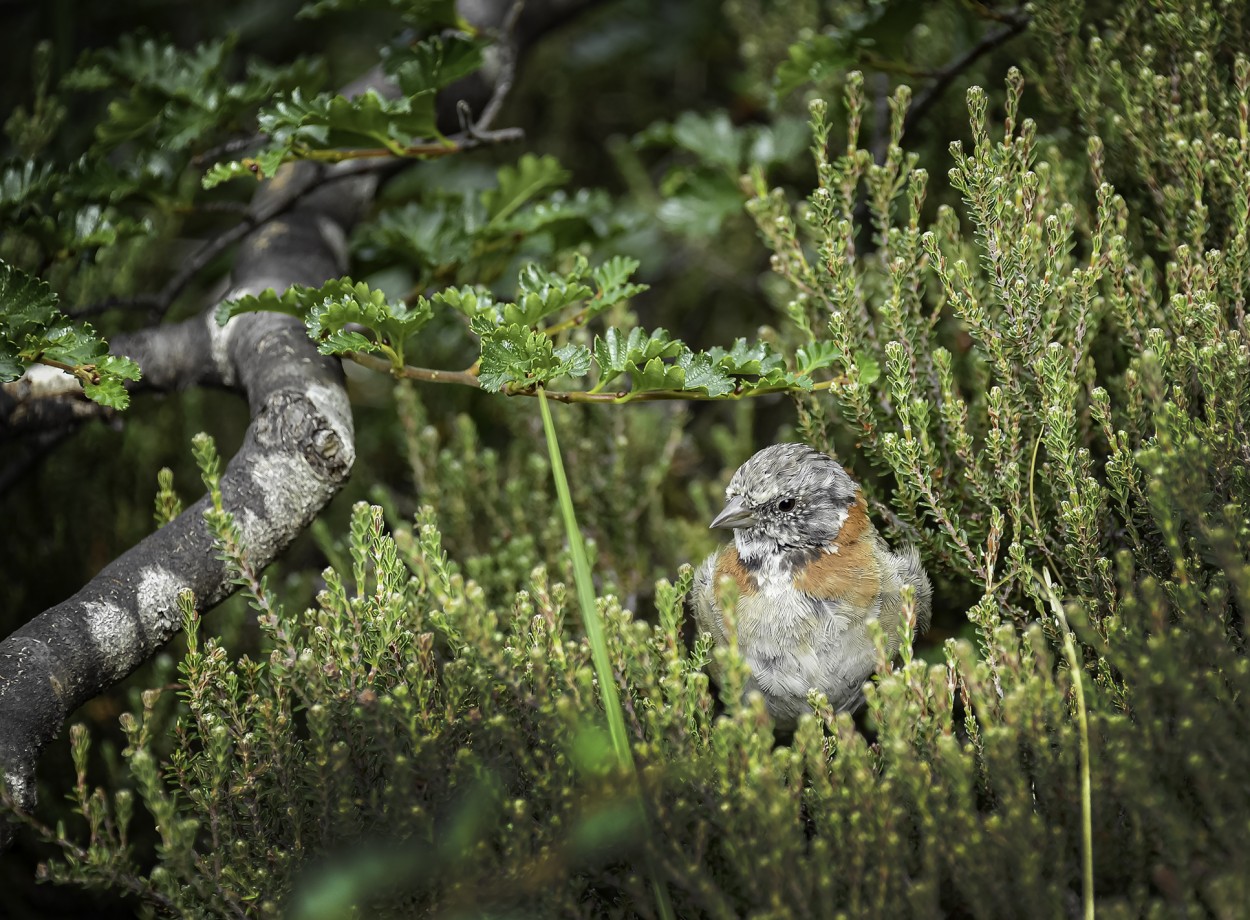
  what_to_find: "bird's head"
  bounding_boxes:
[711,443,860,567]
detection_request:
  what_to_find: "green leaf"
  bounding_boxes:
[656,173,745,238]
[794,341,842,375]
[478,323,590,392]
[628,346,734,397]
[385,34,485,96]
[431,285,495,319]
[488,187,614,237]
[506,258,593,327]
[745,117,811,169]
[82,376,130,409]
[676,350,736,396]
[206,85,447,187]
[0,259,141,406]
[774,32,853,102]
[593,327,681,387]
[220,277,432,367]
[308,285,433,363]
[353,199,478,274]
[217,286,310,324]
[856,350,881,385]
[66,35,325,153]
[707,338,783,376]
[261,87,441,152]
[483,155,572,226]
[202,147,288,189]
[669,111,743,173]
[0,159,55,211]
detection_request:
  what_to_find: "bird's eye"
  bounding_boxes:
[777,497,796,512]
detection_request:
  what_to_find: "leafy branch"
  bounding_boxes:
[0,260,141,408]
[203,33,495,187]
[220,255,846,403]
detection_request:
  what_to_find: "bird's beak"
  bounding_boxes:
[710,496,756,530]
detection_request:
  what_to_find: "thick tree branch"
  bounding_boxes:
[0,85,381,857]
[0,173,366,849]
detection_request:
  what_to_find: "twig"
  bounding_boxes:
[470,0,525,134]
[192,135,263,167]
[0,789,180,915]
[1039,568,1095,920]
[77,105,524,323]
[346,349,839,404]
[902,14,1030,141]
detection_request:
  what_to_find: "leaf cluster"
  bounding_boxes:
[0,260,140,407]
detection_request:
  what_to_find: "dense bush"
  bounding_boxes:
[4,0,1250,916]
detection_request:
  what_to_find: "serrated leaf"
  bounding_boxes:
[431,285,494,318]
[656,172,746,237]
[0,352,23,380]
[316,328,376,355]
[261,87,441,152]
[217,286,309,324]
[67,36,325,153]
[553,342,592,378]
[676,350,735,395]
[82,377,130,410]
[488,187,613,237]
[794,341,842,375]
[483,154,571,226]
[626,354,681,393]
[220,277,431,366]
[97,353,143,382]
[591,255,641,293]
[0,160,55,211]
[315,285,432,365]
[0,259,141,404]
[670,110,744,173]
[627,346,734,397]
[593,327,680,387]
[774,32,853,102]
[478,323,589,392]
[707,338,783,376]
[385,34,485,96]
[353,199,477,273]
[507,259,593,326]
[202,147,287,189]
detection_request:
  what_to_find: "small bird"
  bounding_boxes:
[692,443,931,725]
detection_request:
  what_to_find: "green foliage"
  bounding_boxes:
[219,278,434,368]
[538,390,675,920]
[64,34,325,153]
[12,0,1250,916]
[203,33,487,188]
[0,259,141,407]
[25,462,1250,917]
[635,110,809,237]
[222,228,823,398]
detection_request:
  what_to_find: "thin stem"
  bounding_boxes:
[537,388,675,920]
[346,349,841,403]
[1040,568,1094,920]
[903,15,1030,141]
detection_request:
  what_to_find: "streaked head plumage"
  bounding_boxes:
[711,444,860,561]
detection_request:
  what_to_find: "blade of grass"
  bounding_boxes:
[1041,567,1094,920]
[537,387,675,920]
